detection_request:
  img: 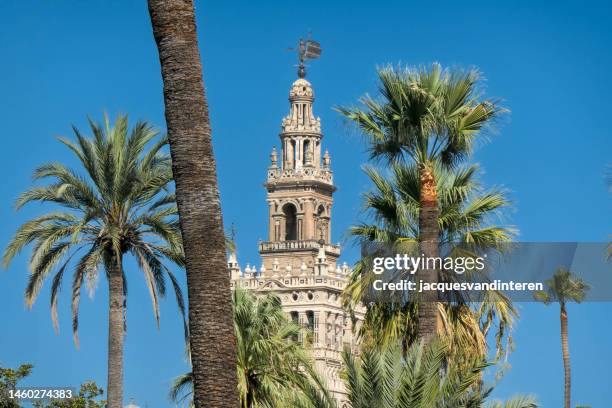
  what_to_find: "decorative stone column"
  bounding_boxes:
[297,214,304,240]
[295,137,303,169]
[268,202,276,241]
[304,199,314,240]
[317,310,327,347]
[327,207,333,242]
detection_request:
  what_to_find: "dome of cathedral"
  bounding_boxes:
[289,78,314,99]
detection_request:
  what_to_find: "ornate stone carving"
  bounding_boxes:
[289,78,314,98]
[281,78,322,133]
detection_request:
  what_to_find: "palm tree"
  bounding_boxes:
[345,162,516,364]
[338,64,505,341]
[147,1,239,406]
[3,115,186,408]
[342,340,537,408]
[534,267,589,408]
[170,288,334,408]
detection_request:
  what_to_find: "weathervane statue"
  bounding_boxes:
[290,36,322,78]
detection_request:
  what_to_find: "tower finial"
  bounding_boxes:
[323,149,331,167]
[291,36,321,79]
[269,146,278,167]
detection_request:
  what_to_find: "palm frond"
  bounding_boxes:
[345,159,517,363]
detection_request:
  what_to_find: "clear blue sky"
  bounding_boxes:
[1,0,610,406]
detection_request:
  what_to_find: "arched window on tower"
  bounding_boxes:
[290,311,299,342]
[290,140,296,168]
[283,203,297,241]
[305,311,315,346]
[303,139,311,166]
[315,205,327,241]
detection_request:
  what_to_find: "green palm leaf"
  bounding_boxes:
[170,288,333,408]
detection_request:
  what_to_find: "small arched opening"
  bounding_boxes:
[283,203,298,241]
[303,139,311,166]
[315,205,327,241]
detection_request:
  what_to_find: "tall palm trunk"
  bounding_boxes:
[107,255,124,408]
[560,302,571,408]
[147,1,239,407]
[417,163,440,342]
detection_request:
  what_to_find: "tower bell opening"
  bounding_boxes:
[283,203,298,241]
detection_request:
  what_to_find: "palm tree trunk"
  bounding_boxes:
[417,163,440,342]
[107,255,124,408]
[147,1,239,407]
[560,302,571,408]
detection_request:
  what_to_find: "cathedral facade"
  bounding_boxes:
[229,73,364,406]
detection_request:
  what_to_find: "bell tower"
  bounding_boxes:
[260,76,340,274]
[230,50,365,407]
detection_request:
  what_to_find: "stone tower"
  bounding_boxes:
[230,74,363,407]
[262,76,336,269]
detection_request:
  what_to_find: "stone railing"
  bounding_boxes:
[267,166,333,184]
[259,239,341,256]
[231,273,351,294]
[281,117,321,133]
